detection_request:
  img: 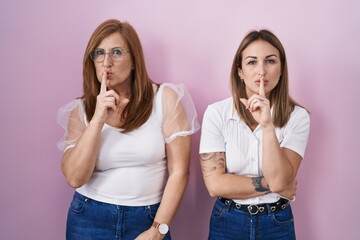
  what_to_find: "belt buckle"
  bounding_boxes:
[247,205,259,215]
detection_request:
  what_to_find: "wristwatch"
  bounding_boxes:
[152,221,169,235]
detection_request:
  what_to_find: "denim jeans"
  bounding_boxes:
[66,191,171,240]
[208,198,296,240]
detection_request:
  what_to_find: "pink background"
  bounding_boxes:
[1,0,359,239]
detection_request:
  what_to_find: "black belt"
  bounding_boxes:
[219,198,289,215]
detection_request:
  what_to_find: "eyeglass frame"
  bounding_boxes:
[90,47,131,63]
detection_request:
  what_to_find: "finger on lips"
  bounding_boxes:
[259,77,265,97]
[100,71,122,105]
[101,71,107,94]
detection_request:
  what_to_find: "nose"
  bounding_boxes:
[102,53,113,68]
[257,63,266,77]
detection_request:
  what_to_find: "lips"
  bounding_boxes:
[255,80,268,84]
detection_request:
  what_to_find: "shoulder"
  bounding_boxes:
[205,97,233,115]
[209,97,232,108]
[58,98,84,114]
[156,83,196,107]
[283,105,310,130]
[291,105,310,122]
[57,98,87,129]
[158,83,185,99]
[202,97,233,126]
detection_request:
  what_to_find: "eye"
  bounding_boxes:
[112,48,123,56]
[247,60,256,65]
[266,59,276,64]
[94,49,105,56]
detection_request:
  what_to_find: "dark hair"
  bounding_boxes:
[82,19,156,132]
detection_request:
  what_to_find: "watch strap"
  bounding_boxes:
[152,221,169,235]
[152,221,161,228]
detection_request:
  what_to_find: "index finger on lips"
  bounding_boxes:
[100,71,107,94]
[259,77,265,97]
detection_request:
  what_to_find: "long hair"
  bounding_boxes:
[82,19,155,132]
[230,29,302,128]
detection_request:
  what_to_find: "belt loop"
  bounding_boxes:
[266,203,273,215]
[219,198,231,211]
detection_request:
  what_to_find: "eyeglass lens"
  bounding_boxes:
[91,48,126,62]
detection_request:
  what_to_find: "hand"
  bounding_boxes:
[240,77,273,128]
[135,227,164,240]
[91,71,128,126]
[278,179,297,201]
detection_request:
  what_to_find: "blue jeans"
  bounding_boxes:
[208,198,296,240]
[66,191,171,240]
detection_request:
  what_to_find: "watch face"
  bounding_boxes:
[158,223,169,234]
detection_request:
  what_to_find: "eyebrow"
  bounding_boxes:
[95,46,124,50]
[245,54,278,59]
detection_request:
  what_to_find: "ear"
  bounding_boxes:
[237,68,244,79]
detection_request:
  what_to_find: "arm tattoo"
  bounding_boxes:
[200,152,225,177]
[252,176,271,192]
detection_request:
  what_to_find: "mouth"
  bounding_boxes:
[255,79,268,84]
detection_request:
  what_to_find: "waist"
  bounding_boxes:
[77,170,166,206]
[73,191,161,208]
[219,197,290,215]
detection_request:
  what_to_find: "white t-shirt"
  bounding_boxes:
[57,83,200,206]
[199,97,310,205]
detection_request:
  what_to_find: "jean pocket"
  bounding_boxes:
[145,203,160,219]
[211,203,225,219]
[69,193,87,214]
[271,206,294,225]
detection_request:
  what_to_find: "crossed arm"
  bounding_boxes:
[200,150,299,200]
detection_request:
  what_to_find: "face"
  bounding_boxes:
[238,40,282,98]
[94,32,133,91]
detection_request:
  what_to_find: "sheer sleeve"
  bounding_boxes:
[56,99,87,152]
[161,83,200,143]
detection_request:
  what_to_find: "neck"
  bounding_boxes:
[110,82,131,98]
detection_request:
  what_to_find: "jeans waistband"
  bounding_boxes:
[219,197,289,215]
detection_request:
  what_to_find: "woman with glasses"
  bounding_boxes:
[57,19,199,240]
[199,29,310,239]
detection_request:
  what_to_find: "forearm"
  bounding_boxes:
[201,152,269,199]
[153,171,189,226]
[61,121,103,188]
[205,173,270,199]
[152,135,192,227]
[261,125,294,192]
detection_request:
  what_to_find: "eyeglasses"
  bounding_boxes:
[90,47,130,63]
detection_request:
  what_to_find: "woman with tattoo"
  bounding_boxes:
[199,29,310,239]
